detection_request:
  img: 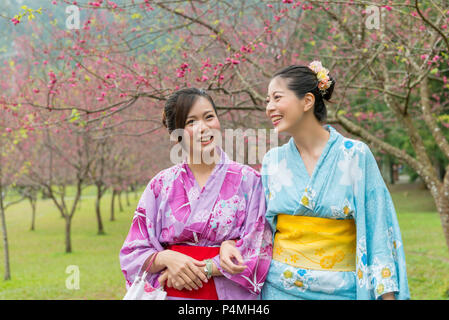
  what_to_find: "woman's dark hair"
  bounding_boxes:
[272,65,335,122]
[162,88,218,135]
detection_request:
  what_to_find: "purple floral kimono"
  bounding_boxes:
[119,147,273,299]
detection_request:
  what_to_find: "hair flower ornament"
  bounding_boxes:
[308,60,332,95]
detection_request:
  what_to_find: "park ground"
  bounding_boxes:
[0,183,448,300]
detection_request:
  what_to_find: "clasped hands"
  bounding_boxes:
[157,240,246,291]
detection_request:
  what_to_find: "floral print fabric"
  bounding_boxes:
[119,147,273,300]
[260,125,409,300]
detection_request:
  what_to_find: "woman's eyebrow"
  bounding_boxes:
[267,91,284,99]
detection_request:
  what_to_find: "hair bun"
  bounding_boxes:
[161,109,168,128]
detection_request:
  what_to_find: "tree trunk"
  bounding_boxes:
[95,185,105,235]
[134,184,138,200]
[110,189,116,222]
[30,199,36,231]
[0,194,11,280]
[126,189,130,207]
[436,192,449,252]
[381,155,393,184]
[118,191,123,212]
[65,215,72,253]
[76,197,82,212]
[60,202,65,218]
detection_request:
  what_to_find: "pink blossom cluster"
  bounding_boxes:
[176,63,191,78]
[48,70,57,88]
[88,0,103,7]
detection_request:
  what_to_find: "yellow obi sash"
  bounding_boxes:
[273,214,356,272]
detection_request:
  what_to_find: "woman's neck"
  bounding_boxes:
[290,119,330,157]
[186,148,221,174]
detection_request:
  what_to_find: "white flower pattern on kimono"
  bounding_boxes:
[237,216,268,259]
[306,271,348,294]
[330,198,354,219]
[387,226,403,263]
[241,264,265,294]
[125,239,149,250]
[356,236,371,290]
[354,141,367,155]
[370,257,398,299]
[267,158,293,200]
[164,209,172,219]
[300,187,317,210]
[187,186,200,201]
[338,142,362,194]
[132,209,148,238]
[163,167,181,191]
[259,228,274,260]
[211,195,246,239]
[189,208,209,224]
[279,267,319,293]
[279,267,300,291]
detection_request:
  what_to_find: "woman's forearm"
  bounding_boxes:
[143,248,229,277]
[141,250,169,274]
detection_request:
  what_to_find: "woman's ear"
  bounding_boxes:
[303,92,315,113]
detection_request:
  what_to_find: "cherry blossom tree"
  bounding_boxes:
[3,0,449,256]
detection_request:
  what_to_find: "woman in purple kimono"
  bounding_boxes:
[119,88,273,300]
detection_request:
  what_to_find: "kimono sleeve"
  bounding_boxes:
[260,150,278,241]
[213,174,273,295]
[355,145,410,300]
[119,180,163,289]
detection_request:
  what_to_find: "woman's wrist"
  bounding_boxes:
[203,259,213,279]
[223,239,237,246]
[201,259,223,277]
[155,250,171,268]
[211,260,223,277]
[146,250,169,273]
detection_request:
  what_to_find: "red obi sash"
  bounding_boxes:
[164,245,219,300]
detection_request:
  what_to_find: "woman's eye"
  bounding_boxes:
[274,95,281,100]
[206,115,214,119]
[186,120,194,125]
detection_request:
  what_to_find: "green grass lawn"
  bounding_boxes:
[0,188,142,300]
[390,184,449,300]
[0,183,448,300]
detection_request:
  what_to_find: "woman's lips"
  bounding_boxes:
[271,115,283,126]
[200,136,214,146]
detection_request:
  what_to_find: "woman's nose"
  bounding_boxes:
[266,101,275,115]
[193,120,207,133]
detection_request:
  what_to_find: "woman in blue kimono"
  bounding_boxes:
[220,62,410,300]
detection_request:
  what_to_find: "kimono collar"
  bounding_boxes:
[178,145,231,230]
[180,145,230,177]
[324,124,339,145]
[287,124,341,181]
[288,124,339,156]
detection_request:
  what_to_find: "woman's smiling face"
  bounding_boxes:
[182,96,221,159]
[266,76,314,134]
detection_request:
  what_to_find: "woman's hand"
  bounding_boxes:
[381,292,396,300]
[159,269,206,291]
[219,240,247,275]
[157,250,207,291]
